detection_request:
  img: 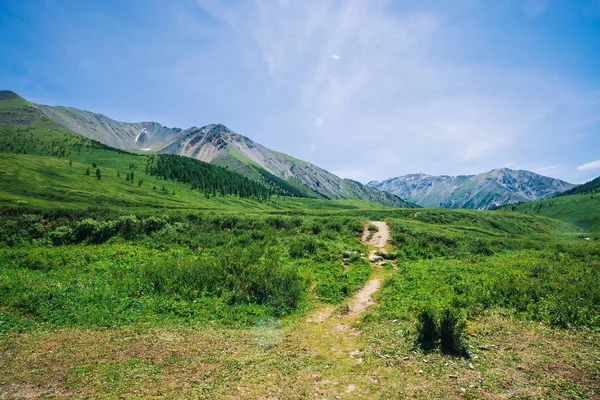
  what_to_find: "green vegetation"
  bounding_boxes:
[559,175,600,196]
[0,211,371,331]
[146,154,278,200]
[500,193,600,232]
[369,214,600,329]
[416,307,466,356]
[1,91,599,397]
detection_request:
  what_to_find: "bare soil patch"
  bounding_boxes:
[362,221,391,250]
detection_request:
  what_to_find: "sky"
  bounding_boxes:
[1,0,599,184]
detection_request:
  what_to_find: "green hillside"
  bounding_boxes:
[559,175,600,196]
[0,91,370,212]
[499,193,600,232]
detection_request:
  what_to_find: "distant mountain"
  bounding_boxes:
[30,96,412,208]
[367,169,576,210]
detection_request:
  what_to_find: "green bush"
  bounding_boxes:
[142,216,167,234]
[289,237,319,258]
[438,308,466,356]
[308,221,322,235]
[48,226,73,245]
[416,308,437,351]
[115,215,139,239]
[415,307,466,356]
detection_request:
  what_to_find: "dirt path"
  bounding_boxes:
[294,221,394,396]
[362,221,391,250]
[344,221,391,316]
[343,279,381,317]
[308,221,392,322]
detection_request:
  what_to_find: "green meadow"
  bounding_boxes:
[1,94,599,398]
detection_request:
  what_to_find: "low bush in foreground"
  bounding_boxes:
[416,307,466,356]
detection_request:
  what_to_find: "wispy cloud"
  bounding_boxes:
[10,0,597,184]
[189,0,600,184]
[577,160,600,170]
[534,164,561,173]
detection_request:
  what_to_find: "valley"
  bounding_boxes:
[1,90,599,399]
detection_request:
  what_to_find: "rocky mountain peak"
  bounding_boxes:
[368,168,575,209]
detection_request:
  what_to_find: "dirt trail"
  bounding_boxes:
[295,221,394,397]
[343,221,391,316]
[362,221,391,250]
[343,279,381,317]
[307,221,392,322]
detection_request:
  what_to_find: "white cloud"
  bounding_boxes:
[331,54,340,60]
[576,160,600,170]
[534,164,561,173]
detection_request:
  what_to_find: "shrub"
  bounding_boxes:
[49,226,73,245]
[345,219,363,234]
[438,308,466,356]
[308,221,322,235]
[74,218,99,242]
[415,307,467,356]
[367,224,379,232]
[115,215,140,239]
[265,216,286,229]
[416,308,437,351]
[289,237,319,258]
[142,216,167,234]
[325,218,343,232]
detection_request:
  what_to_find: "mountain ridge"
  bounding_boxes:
[368,168,575,210]
[20,93,412,208]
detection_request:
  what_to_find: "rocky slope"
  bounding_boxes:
[368,169,576,209]
[34,104,182,151]
[31,98,411,208]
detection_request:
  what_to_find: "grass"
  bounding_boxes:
[0,213,377,331]
[0,153,395,213]
[1,209,599,398]
[500,193,600,232]
[1,91,599,398]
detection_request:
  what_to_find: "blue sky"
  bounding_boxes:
[1,0,599,183]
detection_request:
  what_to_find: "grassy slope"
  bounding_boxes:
[500,193,600,232]
[0,94,392,213]
[0,153,391,212]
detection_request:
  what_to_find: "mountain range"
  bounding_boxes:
[26,94,412,208]
[3,90,580,210]
[367,169,575,210]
